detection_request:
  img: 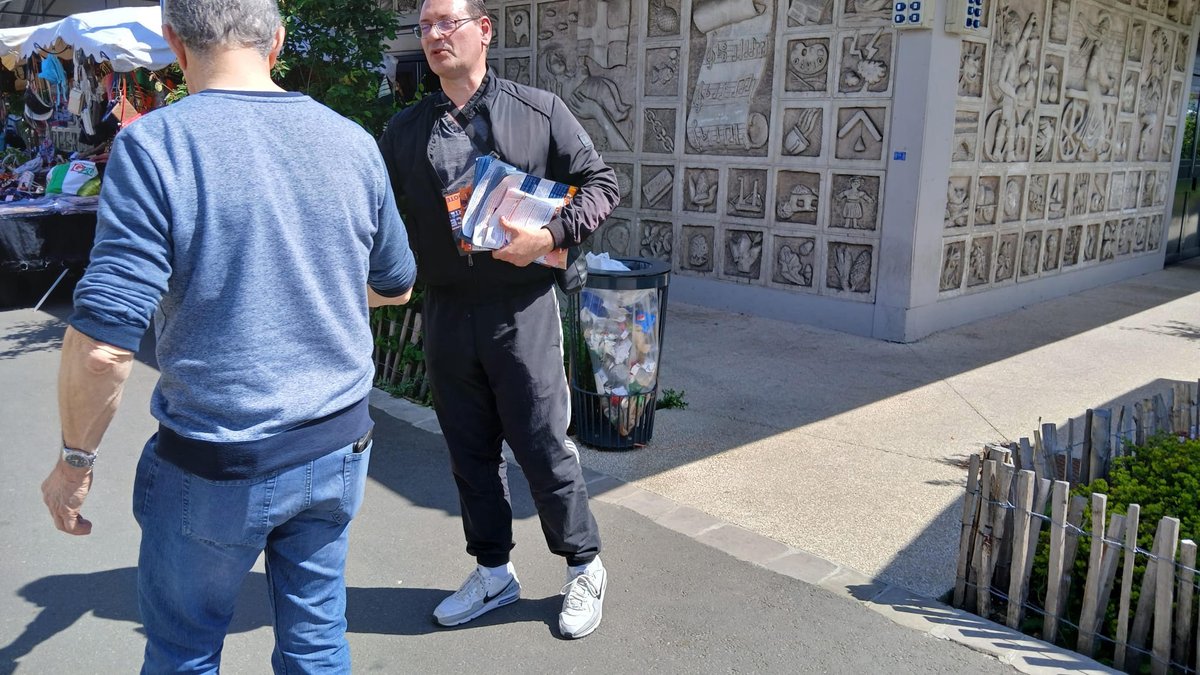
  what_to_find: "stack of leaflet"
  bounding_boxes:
[457,156,575,269]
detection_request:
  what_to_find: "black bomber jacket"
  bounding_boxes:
[378,70,620,297]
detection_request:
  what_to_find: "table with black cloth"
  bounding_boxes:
[0,211,97,308]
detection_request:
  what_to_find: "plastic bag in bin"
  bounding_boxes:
[578,286,660,436]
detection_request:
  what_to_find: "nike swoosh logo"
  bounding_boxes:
[484,579,513,603]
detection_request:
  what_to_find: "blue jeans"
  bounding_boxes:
[132,434,371,674]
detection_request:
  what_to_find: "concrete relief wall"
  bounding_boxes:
[485,0,896,302]
[941,0,1192,296]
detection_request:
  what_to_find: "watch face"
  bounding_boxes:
[64,451,93,468]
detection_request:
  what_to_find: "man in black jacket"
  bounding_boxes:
[378,0,619,639]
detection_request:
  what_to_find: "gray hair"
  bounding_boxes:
[162,0,282,58]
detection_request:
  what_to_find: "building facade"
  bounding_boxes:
[390,0,1198,340]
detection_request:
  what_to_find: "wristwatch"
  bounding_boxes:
[62,446,97,469]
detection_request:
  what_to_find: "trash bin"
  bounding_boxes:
[565,256,670,450]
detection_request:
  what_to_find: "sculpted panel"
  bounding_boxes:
[505,5,532,48]
[1043,228,1062,270]
[968,236,994,286]
[640,165,675,210]
[683,167,719,213]
[784,38,831,94]
[825,241,873,293]
[941,240,966,291]
[724,229,765,279]
[781,107,824,158]
[639,220,674,263]
[685,0,775,156]
[960,42,986,98]
[728,168,768,218]
[647,0,682,37]
[777,170,822,226]
[953,109,979,162]
[839,29,893,95]
[788,0,834,26]
[643,108,678,154]
[975,175,1000,225]
[645,47,682,97]
[773,236,817,287]
[835,107,886,161]
[995,232,1019,281]
[830,174,880,230]
[1063,225,1083,266]
[984,3,1043,162]
[610,163,634,208]
[947,176,973,228]
[1003,175,1025,222]
[1027,174,1048,220]
[1019,230,1042,277]
[680,225,716,273]
[1059,5,1121,162]
[504,57,532,85]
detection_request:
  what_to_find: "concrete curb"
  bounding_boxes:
[369,388,1117,675]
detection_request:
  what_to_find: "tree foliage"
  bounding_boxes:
[277,0,400,135]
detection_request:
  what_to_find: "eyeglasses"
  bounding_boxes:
[413,16,481,38]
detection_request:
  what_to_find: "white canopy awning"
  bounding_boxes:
[20,7,174,72]
[0,21,58,70]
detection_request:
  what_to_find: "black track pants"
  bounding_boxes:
[422,283,601,568]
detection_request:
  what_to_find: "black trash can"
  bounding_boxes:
[565,256,670,450]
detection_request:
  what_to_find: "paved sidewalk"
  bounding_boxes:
[0,303,1110,673]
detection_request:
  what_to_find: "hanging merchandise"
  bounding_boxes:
[45,159,97,195]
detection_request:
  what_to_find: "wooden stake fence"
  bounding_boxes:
[953,381,1200,673]
[370,306,430,401]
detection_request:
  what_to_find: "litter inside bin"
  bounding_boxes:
[578,284,659,437]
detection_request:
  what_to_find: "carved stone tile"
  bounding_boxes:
[1108,172,1125,211]
[1019,230,1042,277]
[1124,170,1140,209]
[680,225,715,273]
[773,235,817,287]
[835,107,885,160]
[1100,220,1119,260]
[1127,20,1145,63]
[960,41,985,98]
[684,5,774,157]
[647,0,682,37]
[975,175,1000,225]
[947,176,973,228]
[724,229,765,279]
[1084,222,1100,261]
[1141,169,1157,208]
[785,38,831,94]
[1035,116,1056,162]
[641,165,675,210]
[995,233,1019,282]
[825,240,873,294]
[1150,0,1167,17]
[787,0,834,27]
[1169,80,1183,115]
[953,109,979,162]
[1115,121,1133,161]
[504,57,531,86]
[611,163,634,208]
[505,5,532,48]
[984,3,1044,162]
[577,0,631,69]
[1155,172,1168,206]
[1070,173,1091,216]
[781,107,823,158]
[645,47,682,97]
[1176,34,1190,73]
[1063,225,1083,266]
[841,0,892,24]
[1089,173,1108,213]
[1117,218,1134,255]
[1041,54,1063,105]
[1043,228,1062,271]
[1027,174,1048,221]
[1137,29,1173,161]
[643,108,677,154]
[728,168,768,219]
[1120,70,1139,114]
[1162,125,1176,161]
[683,167,719,213]
[1047,173,1068,219]
[1149,214,1163,250]
[839,29,893,95]
[1133,216,1148,252]
[600,217,635,256]
[777,171,822,226]
[968,236,994,287]
[830,174,880,231]
[639,220,674,263]
[1003,175,1025,223]
[941,240,966,292]
[1049,0,1071,44]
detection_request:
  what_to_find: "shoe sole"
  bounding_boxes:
[434,581,521,627]
[559,574,606,639]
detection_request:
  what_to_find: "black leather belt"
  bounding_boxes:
[352,427,373,453]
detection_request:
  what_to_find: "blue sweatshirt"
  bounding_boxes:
[70,90,416,479]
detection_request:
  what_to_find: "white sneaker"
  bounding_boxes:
[559,559,607,639]
[433,564,521,627]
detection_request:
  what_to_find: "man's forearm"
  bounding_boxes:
[368,286,412,307]
[58,326,135,452]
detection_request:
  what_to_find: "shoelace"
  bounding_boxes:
[561,572,600,611]
[453,570,486,603]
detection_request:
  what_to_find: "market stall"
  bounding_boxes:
[0,6,175,307]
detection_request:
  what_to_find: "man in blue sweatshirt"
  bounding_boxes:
[38,0,415,671]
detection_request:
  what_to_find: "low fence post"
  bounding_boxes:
[1114,503,1141,671]
[1043,480,1070,644]
[1006,469,1036,630]
[1174,540,1196,671]
[1077,493,1108,657]
[954,453,982,610]
[1151,517,1180,675]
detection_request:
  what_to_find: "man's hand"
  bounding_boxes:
[41,461,94,535]
[492,217,556,268]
